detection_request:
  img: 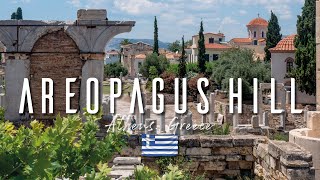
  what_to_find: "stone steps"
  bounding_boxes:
[109,157,142,180]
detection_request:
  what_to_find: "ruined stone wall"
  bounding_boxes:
[113,135,314,179]
[30,30,83,120]
[254,140,314,180]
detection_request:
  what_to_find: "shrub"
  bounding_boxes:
[188,74,210,100]
[0,113,127,179]
[186,63,199,73]
[139,53,169,78]
[160,72,176,94]
[210,48,271,100]
[104,62,128,78]
[167,64,179,76]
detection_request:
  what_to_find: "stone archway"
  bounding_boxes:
[30,30,83,120]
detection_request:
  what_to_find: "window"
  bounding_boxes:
[286,58,294,73]
[219,38,223,42]
[253,40,258,45]
[138,62,142,69]
[254,31,257,38]
[205,54,210,61]
[212,54,219,61]
[209,38,214,44]
[262,31,265,38]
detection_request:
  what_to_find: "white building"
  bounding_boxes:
[229,16,268,60]
[105,49,120,64]
[189,32,231,62]
[270,34,315,104]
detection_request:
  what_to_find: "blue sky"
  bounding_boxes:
[1,0,304,42]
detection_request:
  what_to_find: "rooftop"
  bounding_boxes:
[247,17,268,27]
[269,34,296,53]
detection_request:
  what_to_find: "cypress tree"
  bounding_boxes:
[292,0,316,95]
[16,7,23,20]
[264,11,282,61]
[11,12,16,20]
[198,21,206,73]
[178,36,187,78]
[153,16,159,55]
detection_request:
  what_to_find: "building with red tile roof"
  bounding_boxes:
[270,34,315,104]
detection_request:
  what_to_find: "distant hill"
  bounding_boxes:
[106,38,169,51]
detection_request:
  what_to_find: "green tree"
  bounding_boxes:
[104,62,128,78]
[16,7,23,20]
[198,21,206,73]
[291,0,316,95]
[120,39,132,46]
[168,40,181,53]
[139,53,169,78]
[153,16,159,55]
[211,48,271,100]
[264,11,282,61]
[10,12,16,20]
[178,36,187,78]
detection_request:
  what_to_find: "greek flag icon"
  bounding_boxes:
[141,134,178,157]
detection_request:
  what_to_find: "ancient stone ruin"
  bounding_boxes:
[0,9,135,121]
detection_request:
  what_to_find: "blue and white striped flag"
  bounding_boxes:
[141,134,178,157]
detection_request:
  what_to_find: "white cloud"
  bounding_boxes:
[113,0,168,15]
[239,10,247,15]
[67,0,81,7]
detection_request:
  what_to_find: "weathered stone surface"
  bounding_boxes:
[5,59,30,121]
[189,155,225,162]
[228,161,240,170]
[77,9,107,20]
[287,168,314,180]
[201,161,227,171]
[186,147,211,156]
[268,141,312,162]
[111,165,136,170]
[245,155,255,162]
[113,157,141,165]
[239,161,253,169]
[179,136,201,147]
[280,157,310,168]
[200,135,233,147]
[222,169,241,177]
[226,155,242,161]
[213,147,253,156]
[232,135,254,146]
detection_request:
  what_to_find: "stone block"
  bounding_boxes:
[232,135,261,146]
[179,147,186,155]
[77,9,107,20]
[226,155,242,161]
[228,161,240,170]
[256,143,268,158]
[239,161,253,169]
[113,157,141,165]
[222,169,241,177]
[5,59,30,121]
[201,161,227,171]
[189,155,225,162]
[287,168,312,180]
[280,157,310,168]
[245,155,255,162]
[307,111,320,130]
[186,147,211,156]
[251,115,259,128]
[213,147,253,155]
[179,136,201,147]
[270,156,279,169]
[199,135,233,148]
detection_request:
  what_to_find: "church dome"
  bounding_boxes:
[247,17,268,27]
